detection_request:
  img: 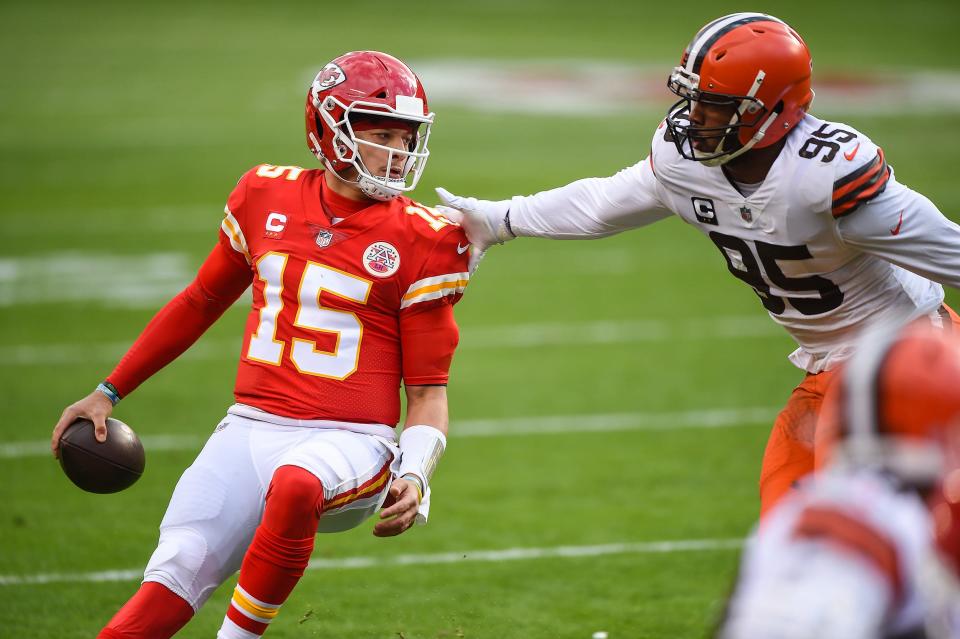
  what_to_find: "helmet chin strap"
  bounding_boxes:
[701,108,779,167]
[322,158,402,202]
[358,175,403,201]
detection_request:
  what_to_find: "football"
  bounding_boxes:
[58,418,146,493]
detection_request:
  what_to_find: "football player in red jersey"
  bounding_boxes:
[437,13,960,516]
[50,51,471,639]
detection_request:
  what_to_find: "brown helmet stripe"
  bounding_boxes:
[686,13,783,75]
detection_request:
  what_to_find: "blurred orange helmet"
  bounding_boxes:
[665,13,814,166]
[818,318,960,486]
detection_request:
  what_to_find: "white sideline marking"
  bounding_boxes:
[0,205,221,237]
[0,252,193,308]
[0,537,743,586]
[0,315,784,366]
[1,406,775,459]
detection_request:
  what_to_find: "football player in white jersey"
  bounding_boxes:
[718,319,960,639]
[436,12,960,515]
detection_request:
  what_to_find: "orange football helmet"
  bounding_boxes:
[305,51,434,201]
[817,318,960,487]
[665,13,814,166]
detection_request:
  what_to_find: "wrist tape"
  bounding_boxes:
[96,381,121,406]
[397,425,446,493]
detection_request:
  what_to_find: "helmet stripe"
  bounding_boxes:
[685,13,784,75]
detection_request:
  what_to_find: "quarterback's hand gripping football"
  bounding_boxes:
[373,476,421,538]
[435,187,513,273]
[51,390,114,458]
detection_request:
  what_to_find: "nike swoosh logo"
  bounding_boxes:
[844,142,861,161]
[890,210,904,236]
[457,243,470,254]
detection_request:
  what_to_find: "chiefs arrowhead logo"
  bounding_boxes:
[314,63,346,91]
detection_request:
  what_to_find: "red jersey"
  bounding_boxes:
[219,164,469,425]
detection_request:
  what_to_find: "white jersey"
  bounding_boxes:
[507,114,960,372]
[720,471,934,639]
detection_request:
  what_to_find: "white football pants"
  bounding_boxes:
[141,412,399,609]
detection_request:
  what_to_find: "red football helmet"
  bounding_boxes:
[305,51,434,201]
[665,13,814,166]
[816,318,960,487]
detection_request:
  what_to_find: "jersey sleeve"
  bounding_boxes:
[400,303,459,385]
[830,135,892,218]
[722,502,902,639]
[837,172,960,289]
[397,226,469,385]
[507,141,673,240]
[399,227,470,313]
[218,168,257,265]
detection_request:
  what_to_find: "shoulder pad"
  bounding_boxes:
[830,135,891,218]
[397,198,466,243]
[789,118,892,218]
[246,164,309,188]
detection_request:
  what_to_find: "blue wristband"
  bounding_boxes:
[96,382,121,406]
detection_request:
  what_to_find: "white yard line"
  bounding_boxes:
[0,537,743,586]
[0,252,193,308]
[0,315,784,366]
[1,406,775,459]
[413,59,960,116]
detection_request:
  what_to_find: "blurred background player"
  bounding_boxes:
[717,318,960,639]
[438,12,960,515]
[50,50,470,639]
[922,478,960,639]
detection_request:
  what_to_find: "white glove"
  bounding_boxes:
[435,187,514,273]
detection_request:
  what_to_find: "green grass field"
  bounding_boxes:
[3,1,959,637]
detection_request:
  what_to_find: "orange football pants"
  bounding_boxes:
[758,304,960,517]
[758,369,836,517]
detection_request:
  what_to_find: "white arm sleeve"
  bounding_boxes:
[507,158,673,239]
[837,176,960,289]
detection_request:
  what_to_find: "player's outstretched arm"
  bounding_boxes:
[50,389,114,458]
[437,159,671,251]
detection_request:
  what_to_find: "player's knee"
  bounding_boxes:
[265,465,324,533]
[142,528,212,608]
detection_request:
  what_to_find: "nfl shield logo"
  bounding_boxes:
[316,229,334,248]
[739,206,753,223]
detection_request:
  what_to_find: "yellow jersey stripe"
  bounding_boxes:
[220,210,251,263]
[402,279,469,302]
